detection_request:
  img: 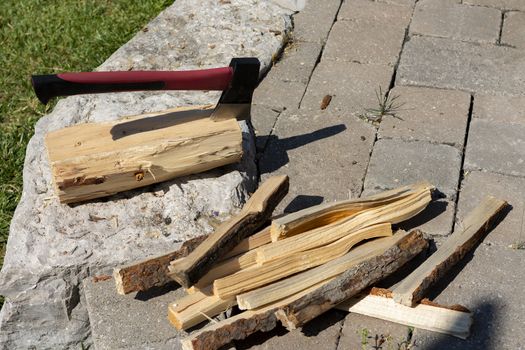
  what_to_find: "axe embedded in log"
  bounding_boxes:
[31,57,260,121]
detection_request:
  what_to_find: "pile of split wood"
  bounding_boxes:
[113,176,507,350]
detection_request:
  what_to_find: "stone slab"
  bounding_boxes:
[251,104,281,153]
[411,2,501,44]
[271,41,322,84]
[473,94,525,124]
[259,109,376,214]
[457,171,525,247]
[293,0,341,44]
[253,75,307,111]
[396,36,525,95]
[338,0,412,26]
[411,244,525,349]
[337,313,411,350]
[464,0,525,11]
[322,19,407,66]
[364,139,462,199]
[502,11,525,48]
[300,60,394,115]
[464,119,525,177]
[378,86,471,148]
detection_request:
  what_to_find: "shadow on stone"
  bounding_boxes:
[135,281,180,301]
[398,200,448,232]
[283,194,324,213]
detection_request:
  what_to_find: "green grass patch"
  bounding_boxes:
[0,0,173,267]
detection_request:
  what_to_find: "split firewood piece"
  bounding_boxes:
[274,230,428,330]
[336,288,472,339]
[222,226,271,260]
[46,106,243,203]
[214,223,392,299]
[236,229,408,310]
[271,182,433,241]
[258,188,431,264]
[170,286,213,314]
[392,196,508,307]
[169,175,289,288]
[113,235,207,295]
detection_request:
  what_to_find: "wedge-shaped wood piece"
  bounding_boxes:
[336,288,472,339]
[271,182,433,241]
[274,230,428,330]
[258,188,431,263]
[222,226,271,260]
[392,196,508,307]
[214,223,392,299]
[46,106,243,203]
[169,175,289,288]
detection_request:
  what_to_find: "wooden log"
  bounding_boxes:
[46,105,243,203]
[257,188,431,263]
[214,223,392,299]
[270,182,433,241]
[168,175,289,288]
[336,288,472,339]
[392,195,508,306]
[168,293,236,330]
[113,235,207,295]
[274,230,428,330]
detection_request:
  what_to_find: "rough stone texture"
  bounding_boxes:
[0,1,294,348]
[292,0,341,44]
[236,310,345,350]
[410,2,501,44]
[473,94,525,124]
[364,139,462,199]
[83,278,188,350]
[270,42,322,84]
[464,0,525,11]
[456,171,525,247]
[411,244,525,349]
[379,86,471,148]
[260,109,376,214]
[337,313,410,350]
[322,19,407,66]
[252,75,307,111]
[300,60,394,114]
[464,119,525,177]
[502,11,525,48]
[396,36,525,95]
[251,104,281,153]
[338,0,412,26]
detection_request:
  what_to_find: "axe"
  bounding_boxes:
[31,57,260,121]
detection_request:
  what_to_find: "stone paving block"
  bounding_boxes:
[411,2,500,44]
[236,310,345,350]
[457,171,525,247]
[473,94,525,124]
[396,36,525,95]
[364,139,462,199]
[502,11,525,48]
[271,42,322,84]
[337,313,410,350]
[379,86,471,148]
[259,109,376,214]
[322,20,407,66]
[377,0,416,5]
[253,74,307,111]
[251,104,281,153]
[300,60,394,115]
[338,0,412,26]
[464,119,525,177]
[83,278,189,350]
[464,0,525,11]
[411,244,525,349]
[293,0,341,44]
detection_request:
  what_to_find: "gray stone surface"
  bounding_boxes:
[0,0,294,348]
[464,119,525,177]
[411,244,525,350]
[473,94,525,124]
[464,0,525,10]
[399,199,456,237]
[364,139,462,199]
[338,0,412,26]
[300,60,394,114]
[253,75,307,111]
[271,42,322,84]
[293,0,341,44]
[379,86,471,148]
[396,36,525,95]
[410,2,501,44]
[260,109,376,214]
[337,313,411,350]
[251,104,281,153]
[457,171,525,247]
[502,11,525,48]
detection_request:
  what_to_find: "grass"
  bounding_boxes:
[0,0,173,267]
[360,86,405,124]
